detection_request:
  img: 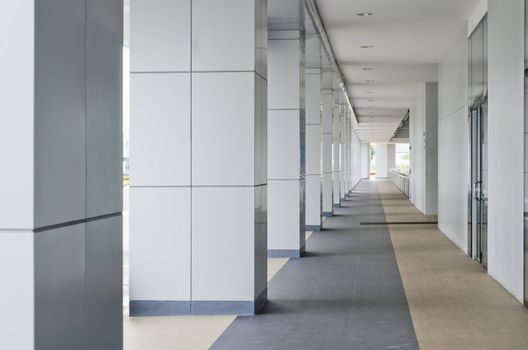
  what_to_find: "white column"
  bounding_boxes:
[361,143,371,179]
[388,144,396,170]
[333,86,343,208]
[268,30,305,257]
[340,106,346,198]
[376,144,389,179]
[321,71,334,217]
[351,128,362,187]
[0,1,123,348]
[305,35,322,232]
[344,107,352,195]
[130,0,268,316]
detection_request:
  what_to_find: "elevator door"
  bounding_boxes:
[470,102,488,268]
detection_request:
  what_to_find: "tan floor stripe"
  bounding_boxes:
[377,180,528,350]
[124,257,290,350]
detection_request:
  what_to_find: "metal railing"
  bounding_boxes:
[389,170,411,198]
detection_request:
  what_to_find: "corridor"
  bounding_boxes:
[205,180,528,349]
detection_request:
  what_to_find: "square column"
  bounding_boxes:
[361,143,371,179]
[342,107,350,197]
[268,30,305,257]
[376,144,389,179]
[339,105,346,199]
[321,71,335,217]
[333,87,343,208]
[305,35,322,232]
[0,1,123,349]
[388,144,396,170]
[130,0,268,316]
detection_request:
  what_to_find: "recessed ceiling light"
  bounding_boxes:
[357,12,373,17]
[361,45,374,49]
[363,67,373,71]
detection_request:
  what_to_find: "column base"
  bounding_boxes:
[268,245,305,258]
[305,225,321,232]
[322,211,333,217]
[130,289,268,317]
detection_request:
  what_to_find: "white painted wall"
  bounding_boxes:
[375,144,389,178]
[437,25,470,252]
[487,0,525,302]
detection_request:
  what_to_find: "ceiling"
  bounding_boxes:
[316,0,480,143]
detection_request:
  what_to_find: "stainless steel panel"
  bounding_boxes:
[35,224,85,350]
[86,0,123,217]
[34,0,86,227]
[86,216,123,350]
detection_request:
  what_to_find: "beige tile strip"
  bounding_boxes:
[124,257,290,350]
[377,180,528,350]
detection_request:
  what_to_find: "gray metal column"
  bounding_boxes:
[0,1,123,349]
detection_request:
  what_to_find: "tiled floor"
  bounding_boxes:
[124,181,528,349]
[378,180,528,350]
[210,181,418,350]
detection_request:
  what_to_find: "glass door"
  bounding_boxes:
[470,102,488,268]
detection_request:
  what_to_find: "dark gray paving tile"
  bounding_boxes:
[211,181,419,350]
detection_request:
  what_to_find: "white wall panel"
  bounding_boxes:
[268,110,301,179]
[268,37,301,109]
[192,187,256,301]
[192,72,256,186]
[0,0,34,229]
[130,188,191,301]
[488,0,525,302]
[130,73,191,186]
[192,0,256,71]
[0,233,34,350]
[130,0,190,72]
[375,144,389,178]
[438,25,469,252]
[268,180,302,250]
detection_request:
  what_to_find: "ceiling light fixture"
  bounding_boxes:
[363,67,373,71]
[360,45,374,49]
[357,12,373,17]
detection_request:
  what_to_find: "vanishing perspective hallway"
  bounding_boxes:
[211,181,419,349]
[209,180,528,350]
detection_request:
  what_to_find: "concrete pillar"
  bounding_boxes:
[333,85,343,208]
[361,143,371,179]
[321,71,334,217]
[344,107,352,195]
[130,0,268,316]
[267,29,305,257]
[305,35,322,232]
[375,144,389,179]
[351,127,362,187]
[388,144,396,170]
[0,1,123,348]
[340,107,346,198]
